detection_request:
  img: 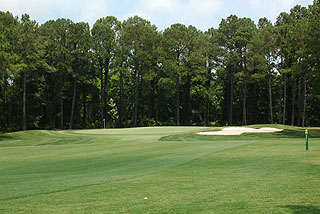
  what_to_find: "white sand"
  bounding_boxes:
[198,127,283,136]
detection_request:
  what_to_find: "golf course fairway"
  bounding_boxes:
[0,125,319,213]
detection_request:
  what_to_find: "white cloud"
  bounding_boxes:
[0,0,50,22]
[189,0,222,15]
[129,0,223,30]
[78,0,110,24]
[144,0,181,12]
[248,0,309,9]
[279,0,299,10]
[245,0,312,24]
[0,0,312,30]
[0,0,111,25]
[248,0,262,8]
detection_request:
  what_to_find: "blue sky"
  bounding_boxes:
[0,0,313,30]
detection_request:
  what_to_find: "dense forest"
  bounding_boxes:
[1,1,320,132]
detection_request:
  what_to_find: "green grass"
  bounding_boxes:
[0,125,319,213]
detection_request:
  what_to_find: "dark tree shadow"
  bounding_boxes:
[0,135,13,141]
[280,205,320,214]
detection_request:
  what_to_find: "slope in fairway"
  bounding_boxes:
[0,126,319,213]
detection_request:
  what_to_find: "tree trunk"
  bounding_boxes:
[149,92,155,120]
[23,70,27,131]
[59,71,64,130]
[119,65,124,124]
[133,70,139,127]
[104,62,109,124]
[82,85,86,128]
[204,97,208,126]
[155,87,159,126]
[242,80,247,126]
[229,71,233,126]
[297,75,304,126]
[204,70,210,126]
[282,73,287,125]
[46,85,51,128]
[302,73,307,127]
[279,74,282,124]
[204,91,209,126]
[2,72,8,130]
[176,76,180,126]
[291,74,297,126]
[149,81,155,120]
[186,75,191,126]
[100,64,105,128]
[242,57,248,126]
[268,73,273,124]
[5,86,8,130]
[69,78,77,129]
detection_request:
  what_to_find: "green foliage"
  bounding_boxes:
[107,98,119,128]
[1,1,320,132]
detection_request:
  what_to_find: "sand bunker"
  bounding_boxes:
[198,127,283,136]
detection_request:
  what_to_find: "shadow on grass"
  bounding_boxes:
[281,205,320,214]
[0,135,14,141]
[273,129,305,138]
[281,129,320,138]
[160,128,320,142]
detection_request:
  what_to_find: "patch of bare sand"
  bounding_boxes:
[198,127,283,136]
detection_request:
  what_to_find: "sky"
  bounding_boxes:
[0,0,313,31]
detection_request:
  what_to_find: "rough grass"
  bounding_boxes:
[0,126,319,213]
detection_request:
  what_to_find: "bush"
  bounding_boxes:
[141,118,156,127]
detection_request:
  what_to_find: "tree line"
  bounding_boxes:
[1,1,320,132]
